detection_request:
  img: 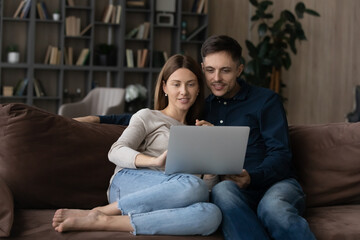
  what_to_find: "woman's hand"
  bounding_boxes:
[151,150,167,168]
[195,119,214,126]
[135,151,167,168]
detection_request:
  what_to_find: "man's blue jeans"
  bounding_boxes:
[109,168,222,235]
[211,178,316,240]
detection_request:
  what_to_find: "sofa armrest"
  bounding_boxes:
[0,177,14,237]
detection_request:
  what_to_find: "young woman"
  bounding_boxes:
[52,54,222,236]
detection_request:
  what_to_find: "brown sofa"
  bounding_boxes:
[0,103,359,240]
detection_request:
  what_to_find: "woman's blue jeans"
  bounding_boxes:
[109,168,222,235]
[211,178,316,240]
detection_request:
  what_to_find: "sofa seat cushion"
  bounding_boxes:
[9,209,223,240]
[289,123,360,208]
[305,205,360,240]
[0,103,126,209]
[0,177,13,237]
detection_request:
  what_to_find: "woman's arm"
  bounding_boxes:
[135,151,167,168]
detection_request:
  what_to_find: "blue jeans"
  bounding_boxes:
[109,168,222,235]
[211,178,316,240]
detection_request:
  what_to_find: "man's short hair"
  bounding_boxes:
[201,35,242,65]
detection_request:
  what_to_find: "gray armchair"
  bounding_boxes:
[58,87,125,118]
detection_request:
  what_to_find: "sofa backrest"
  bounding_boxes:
[289,123,360,208]
[0,103,126,209]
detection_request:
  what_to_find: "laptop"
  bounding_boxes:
[165,125,250,175]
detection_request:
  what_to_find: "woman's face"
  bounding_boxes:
[163,68,199,112]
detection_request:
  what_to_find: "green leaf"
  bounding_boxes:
[251,15,260,21]
[262,58,273,66]
[258,39,269,58]
[258,23,268,38]
[305,9,320,17]
[282,10,296,23]
[249,0,259,7]
[295,2,306,18]
[259,1,273,11]
[282,52,291,69]
[244,60,255,74]
[272,18,285,32]
[264,13,274,19]
[246,40,258,58]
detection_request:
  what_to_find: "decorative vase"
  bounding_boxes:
[7,52,19,63]
[52,13,60,21]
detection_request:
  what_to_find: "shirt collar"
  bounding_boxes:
[206,78,250,102]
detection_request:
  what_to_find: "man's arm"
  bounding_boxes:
[73,114,132,126]
[247,93,293,190]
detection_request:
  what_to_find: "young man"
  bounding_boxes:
[74,35,315,240]
[196,35,315,240]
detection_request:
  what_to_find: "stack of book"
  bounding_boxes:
[101,4,122,24]
[44,45,61,65]
[36,2,50,20]
[13,0,32,19]
[126,22,150,40]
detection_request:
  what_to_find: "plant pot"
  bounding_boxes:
[52,13,60,21]
[7,52,20,63]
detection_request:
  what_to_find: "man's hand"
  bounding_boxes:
[222,169,251,189]
[195,119,214,126]
[73,115,100,123]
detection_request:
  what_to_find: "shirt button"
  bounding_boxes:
[224,102,227,105]
[220,120,223,124]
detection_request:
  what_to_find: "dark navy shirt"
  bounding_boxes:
[100,80,294,190]
[204,80,294,190]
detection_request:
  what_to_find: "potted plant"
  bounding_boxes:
[7,45,20,63]
[241,0,320,98]
[52,9,60,21]
[95,43,117,66]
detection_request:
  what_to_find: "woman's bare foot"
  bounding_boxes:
[52,209,92,228]
[54,211,133,233]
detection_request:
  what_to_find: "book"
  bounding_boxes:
[126,27,139,38]
[44,45,52,64]
[126,49,134,68]
[20,0,32,19]
[127,0,146,8]
[115,5,122,24]
[196,0,205,14]
[14,78,29,96]
[13,0,26,18]
[67,0,75,6]
[49,47,58,65]
[76,48,90,66]
[80,23,92,36]
[36,3,45,19]
[140,49,148,68]
[186,24,207,41]
[40,2,50,19]
[102,4,114,23]
[142,22,150,39]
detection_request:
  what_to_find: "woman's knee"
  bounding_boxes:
[175,174,209,201]
[195,203,222,235]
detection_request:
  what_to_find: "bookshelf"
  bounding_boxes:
[0,0,208,113]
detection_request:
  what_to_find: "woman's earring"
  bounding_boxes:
[165,93,168,97]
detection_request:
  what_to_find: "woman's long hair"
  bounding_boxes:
[154,54,205,125]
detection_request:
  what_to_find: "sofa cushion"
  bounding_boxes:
[0,103,126,209]
[0,177,13,237]
[289,123,360,208]
[305,205,360,240]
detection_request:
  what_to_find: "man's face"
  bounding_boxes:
[202,51,244,99]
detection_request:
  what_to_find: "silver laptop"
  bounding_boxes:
[165,126,250,175]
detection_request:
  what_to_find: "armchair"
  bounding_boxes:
[58,87,125,118]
